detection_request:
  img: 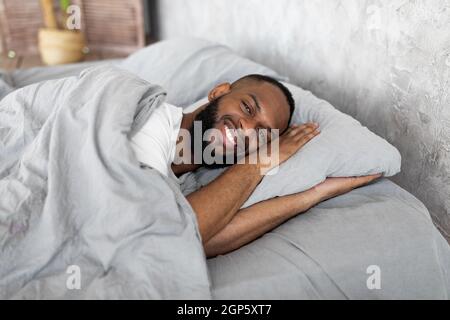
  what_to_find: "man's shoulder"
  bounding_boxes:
[150,102,182,123]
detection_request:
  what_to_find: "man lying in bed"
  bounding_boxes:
[130,75,380,257]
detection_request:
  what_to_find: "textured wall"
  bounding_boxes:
[155,0,450,241]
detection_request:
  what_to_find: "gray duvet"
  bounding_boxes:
[0,66,211,299]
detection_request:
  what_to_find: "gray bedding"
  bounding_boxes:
[0,66,211,299]
[0,60,119,102]
[208,179,450,299]
[1,38,449,299]
[9,60,122,88]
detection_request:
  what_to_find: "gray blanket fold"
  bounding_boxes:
[0,66,211,299]
[0,71,14,101]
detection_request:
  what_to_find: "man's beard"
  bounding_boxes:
[189,98,234,169]
[191,98,219,140]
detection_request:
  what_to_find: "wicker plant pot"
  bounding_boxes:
[38,28,86,65]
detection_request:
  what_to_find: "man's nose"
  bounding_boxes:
[239,118,259,152]
[239,117,257,132]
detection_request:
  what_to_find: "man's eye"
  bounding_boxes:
[243,103,252,115]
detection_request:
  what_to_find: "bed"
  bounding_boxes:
[1,38,449,300]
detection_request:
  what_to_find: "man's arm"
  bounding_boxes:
[187,123,320,244]
[204,175,381,258]
[186,162,263,244]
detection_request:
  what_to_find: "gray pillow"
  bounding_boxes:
[185,83,401,208]
[120,38,285,107]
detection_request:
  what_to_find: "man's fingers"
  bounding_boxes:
[288,123,318,136]
[366,173,383,182]
[299,129,320,143]
[298,126,321,141]
[351,174,383,187]
[358,173,382,181]
[299,125,319,136]
[299,123,319,132]
[284,126,295,134]
[284,125,300,136]
[289,123,319,138]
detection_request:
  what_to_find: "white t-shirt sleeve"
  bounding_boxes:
[129,103,183,178]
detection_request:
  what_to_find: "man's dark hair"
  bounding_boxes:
[232,74,295,126]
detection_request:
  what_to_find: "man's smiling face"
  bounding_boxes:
[192,77,293,164]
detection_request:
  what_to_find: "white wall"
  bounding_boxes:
[155,0,450,241]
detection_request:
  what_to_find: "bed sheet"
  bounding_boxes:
[207,179,450,299]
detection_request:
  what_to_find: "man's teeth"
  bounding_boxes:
[225,126,236,145]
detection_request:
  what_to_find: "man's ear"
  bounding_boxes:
[208,83,231,101]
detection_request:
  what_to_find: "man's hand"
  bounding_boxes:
[278,123,320,164]
[259,123,320,172]
[313,174,383,202]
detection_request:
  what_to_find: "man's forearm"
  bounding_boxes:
[203,188,321,258]
[186,162,263,244]
[186,123,321,245]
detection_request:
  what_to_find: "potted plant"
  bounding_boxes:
[38,0,87,65]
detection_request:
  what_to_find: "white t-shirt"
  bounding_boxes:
[130,102,183,182]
